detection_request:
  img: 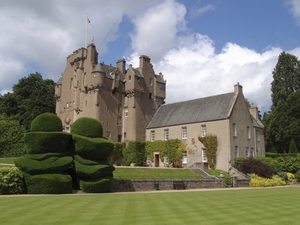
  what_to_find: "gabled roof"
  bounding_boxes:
[147,92,235,128]
[251,115,264,129]
[93,63,126,81]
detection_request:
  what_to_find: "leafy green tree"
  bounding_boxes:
[0,73,56,130]
[271,52,300,108]
[264,52,300,153]
[288,139,298,154]
[0,114,26,157]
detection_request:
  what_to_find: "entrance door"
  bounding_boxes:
[155,154,159,167]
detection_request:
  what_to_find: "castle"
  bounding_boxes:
[55,44,265,171]
[55,44,166,142]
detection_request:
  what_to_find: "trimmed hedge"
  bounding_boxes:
[71,117,103,138]
[79,175,113,193]
[74,155,108,165]
[15,155,73,175]
[30,113,63,132]
[123,141,146,166]
[74,160,115,179]
[72,134,114,161]
[0,167,26,195]
[24,173,72,194]
[24,132,72,154]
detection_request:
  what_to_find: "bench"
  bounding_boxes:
[173,181,186,190]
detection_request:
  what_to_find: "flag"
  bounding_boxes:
[87,16,92,25]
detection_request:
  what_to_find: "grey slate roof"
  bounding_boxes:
[93,63,126,81]
[147,92,235,128]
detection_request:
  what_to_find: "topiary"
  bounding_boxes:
[30,113,62,132]
[71,117,103,138]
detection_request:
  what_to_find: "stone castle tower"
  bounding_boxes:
[55,44,166,142]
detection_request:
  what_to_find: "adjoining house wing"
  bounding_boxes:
[147,92,235,128]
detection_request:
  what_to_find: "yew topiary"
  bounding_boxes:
[71,117,103,138]
[30,113,62,132]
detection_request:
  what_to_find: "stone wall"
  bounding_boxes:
[111,178,227,192]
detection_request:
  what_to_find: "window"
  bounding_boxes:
[182,127,187,139]
[164,129,169,140]
[247,126,251,139]
[149,93,153,99]
[137,77,140,82]
[150,131,155,141]
[149,78,153,86]
[83,73,86,85]
[251,148,254,157]
[124,109,128,117]
[124,132,127,139]
[129,75,131,81]
[70,78,73,89]
[201,125,207,137]
[234,146,239,158]
[117,117,121,126]
[106,131,111,138]
[233,123,237,137]
[182,151,187,164]
[118,135,122,142]
[202,149,207,162]
[117,105,121,114]
[164,154,169,167]
[246,147,249,157]
[256,130,260,141]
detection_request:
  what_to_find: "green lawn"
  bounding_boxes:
[0,187,299,224]
[113,167,203,180]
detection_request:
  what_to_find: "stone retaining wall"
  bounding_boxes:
[111,178,227,192]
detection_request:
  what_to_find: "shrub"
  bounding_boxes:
[24,132,72,154]
[109,142,125,164]
[295,169,300,182]
[74,160,115,179]
[286,172,295,184]
[24,173,72,194]
[238,158,273,178]
[249,174,286,187]
[15,155,73,175]
[122,141,146,166]
[277,171,287,181]
[72,134,114,161]
[71,117,103,138]
[0,167,26,194]
[79,175,113,193]
[30,113,62,132]
[288,139,298,154]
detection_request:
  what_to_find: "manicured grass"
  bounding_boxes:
[1,187,300,224]
[113,167,203,180]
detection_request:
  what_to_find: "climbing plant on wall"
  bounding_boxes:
[145,139,186,164]
[198,134,218,169]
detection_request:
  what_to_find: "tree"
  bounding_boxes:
[264,52,300,152]
[0,114,26,157]
[288,139,298,154]
[0,73,56,130]
[271,52,300,108]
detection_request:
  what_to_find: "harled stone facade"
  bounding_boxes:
[55,44,166,142]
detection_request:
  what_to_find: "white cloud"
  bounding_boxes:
[288,0,300,24]
[190,4,215,18]
[130,0,186,62]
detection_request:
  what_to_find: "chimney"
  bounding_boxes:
[234,82,243,94]
[116,59,126,74]
[249,106,259,120]
[139,55,151,68]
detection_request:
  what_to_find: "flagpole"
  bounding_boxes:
[85,13,88,48]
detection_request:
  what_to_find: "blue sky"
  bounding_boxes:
[1,0,300,114]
